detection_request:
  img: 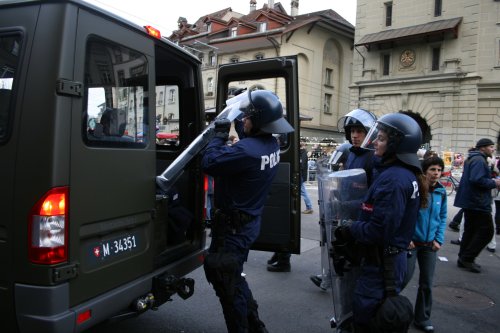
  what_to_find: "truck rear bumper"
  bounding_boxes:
[15,248,206,333]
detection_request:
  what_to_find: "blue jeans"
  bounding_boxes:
[300,181,312,210]
[406,245,437,326]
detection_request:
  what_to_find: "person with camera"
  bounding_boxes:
[202,90,294,333]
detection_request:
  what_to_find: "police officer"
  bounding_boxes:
[339,108,378,183]
[335,113,426,332]
[310,109,377,290]
[202,90,294,333]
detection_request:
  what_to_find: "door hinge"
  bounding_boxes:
[53,263,78,282]
[56,79,82,97]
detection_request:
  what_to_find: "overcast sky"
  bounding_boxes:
[84,0,357,37]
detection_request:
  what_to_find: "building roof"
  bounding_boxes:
[355,17,462,49]
[169,3,353,43]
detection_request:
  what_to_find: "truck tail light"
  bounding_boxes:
[29,187,69,264]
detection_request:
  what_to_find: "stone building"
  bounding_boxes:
[351,0,500,153]
[169,0,355,143]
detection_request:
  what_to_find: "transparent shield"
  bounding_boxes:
[317,168,367,330]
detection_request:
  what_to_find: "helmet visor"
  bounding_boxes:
[360,124,379,150]
[337,109,376,132]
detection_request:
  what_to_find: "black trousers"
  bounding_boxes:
[451,208,464,225]
[459,209,494,263]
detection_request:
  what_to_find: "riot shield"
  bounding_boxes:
[156,93,244,192]
[317,168,367,331]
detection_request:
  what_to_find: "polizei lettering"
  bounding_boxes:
[260,149,280,170]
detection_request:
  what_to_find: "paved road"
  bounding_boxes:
[87,183,499,333]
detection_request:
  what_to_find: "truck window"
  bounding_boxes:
[155,85,180,147]
[0,33,21,144]
[84,37,148,147]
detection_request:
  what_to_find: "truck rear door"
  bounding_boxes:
[216,56,301,254]
[69,7,157,307]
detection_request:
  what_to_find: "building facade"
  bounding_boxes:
[169,0,355,144]
[351,0,500,153]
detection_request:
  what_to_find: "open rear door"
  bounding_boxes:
[216,56,301,254]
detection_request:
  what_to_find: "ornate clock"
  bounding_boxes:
[400,49,416,67]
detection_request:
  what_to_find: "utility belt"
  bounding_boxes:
[358,244,404,266]
[213,209,255,232]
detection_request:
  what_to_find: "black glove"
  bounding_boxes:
[332,226,359,267]
[334,225,354,243]
[214,119,231,140]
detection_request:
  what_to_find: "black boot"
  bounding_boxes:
[267,253,291,272]
[266,252,278,265]
[267,261,291,272]
[247,298,269,333]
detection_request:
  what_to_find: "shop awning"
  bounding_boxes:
[355,17,462,49]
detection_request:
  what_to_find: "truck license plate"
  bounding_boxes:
[91,234,140,261]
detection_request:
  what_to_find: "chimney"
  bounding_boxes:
[268,0,274,9]
[291,0,299,16]
[250,0,256,12]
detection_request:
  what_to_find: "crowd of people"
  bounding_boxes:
[201,88,500,333]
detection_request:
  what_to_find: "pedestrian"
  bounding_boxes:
[404,156,447,333]
[266,142,312,272]
[202,89,294,333]
[454,138,500,273]
[448,147,476,233]
[300,142,314,214]
[495,157,500,235]
[333,113,426,332]
[310,108,377,290]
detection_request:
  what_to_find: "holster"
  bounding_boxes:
[213,209,254,232]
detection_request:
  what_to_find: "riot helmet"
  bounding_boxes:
[239,90,294,134]
[337,108,377,142]
[361,113,422,170]
[328,142,352,170]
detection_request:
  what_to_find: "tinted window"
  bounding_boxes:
[84,37,148,147]
[0,33,22,143]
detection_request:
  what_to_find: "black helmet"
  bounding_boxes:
[337,109,377,142]
[239,90,294,134]
[362,113,422,170]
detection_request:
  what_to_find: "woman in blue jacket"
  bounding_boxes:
[405,156,447,333]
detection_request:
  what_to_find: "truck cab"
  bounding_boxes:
[0,1,301,332]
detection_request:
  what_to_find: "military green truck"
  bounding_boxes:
[0,1,302,332]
